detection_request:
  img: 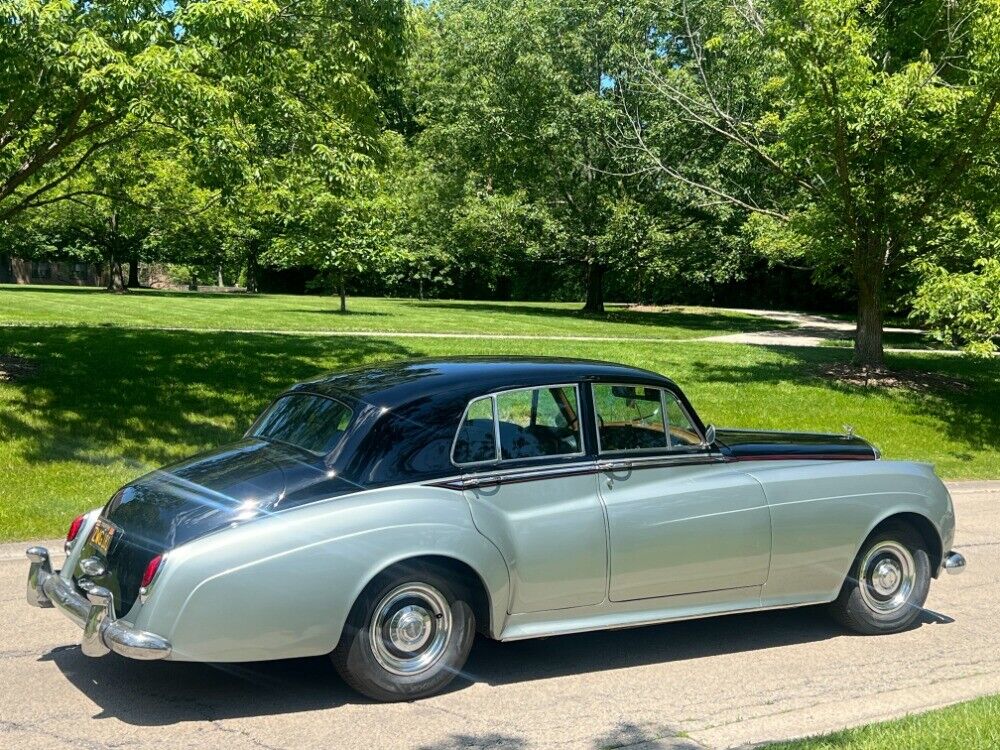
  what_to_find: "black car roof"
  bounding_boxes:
[288,356,677,408]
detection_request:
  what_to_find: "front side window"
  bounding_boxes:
[452,385,582,465]
[250,394,353,455]
[593,384,668,453]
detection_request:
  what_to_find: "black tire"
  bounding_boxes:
[830,522,931,635]
[331,563,476,702]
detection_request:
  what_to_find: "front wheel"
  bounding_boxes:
[331,565,476,701]
[830,522,931,635]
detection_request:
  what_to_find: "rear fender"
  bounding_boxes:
[133,486,510,662]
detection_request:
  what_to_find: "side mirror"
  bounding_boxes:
[703,424,717,447]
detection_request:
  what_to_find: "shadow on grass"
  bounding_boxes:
[42,605,947,728]
[0,326,415,468]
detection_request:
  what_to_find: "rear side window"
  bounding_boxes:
[452,385,582,465]
[250,394,353,455]
[496,386,581,460]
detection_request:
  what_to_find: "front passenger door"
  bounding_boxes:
[594,383,772,601]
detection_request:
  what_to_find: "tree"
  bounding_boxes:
[265,152,403,312]
[14,131,216,290]
[413,0,708,312]
[0,0,408,216]
[628,0,1000,366]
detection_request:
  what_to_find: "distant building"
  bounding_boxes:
[0,256,106,286]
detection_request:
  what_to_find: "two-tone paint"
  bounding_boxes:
[28,357,960,662]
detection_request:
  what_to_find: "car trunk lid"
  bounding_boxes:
[73,438,316,616]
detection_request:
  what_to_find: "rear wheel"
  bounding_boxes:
[830,522,931,635]
[331,565,475,702]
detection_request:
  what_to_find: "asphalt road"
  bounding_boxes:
[1,481,996,750]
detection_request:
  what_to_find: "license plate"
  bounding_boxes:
[89,520,116,555]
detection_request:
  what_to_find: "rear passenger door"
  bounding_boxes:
[454,384,608,614]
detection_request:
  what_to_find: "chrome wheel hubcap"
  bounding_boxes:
[370,583,451,675]
[859,541,916,614]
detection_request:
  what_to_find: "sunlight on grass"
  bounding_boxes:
[763,694,1000,749]
[0,285,791,339]
[1,324,997,540]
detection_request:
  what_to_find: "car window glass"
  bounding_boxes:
[496,386,581,460]
[665,392,702,448]
[250,394,353,455]
[453,397,497,464]
[593,384,668,453]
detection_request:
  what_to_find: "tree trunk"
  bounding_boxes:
[853,240,885,368]
[127,259,140,289]
[338,275,347,313]
[217,265,224,287]
[245,250,259,293]
[582,262,605,313]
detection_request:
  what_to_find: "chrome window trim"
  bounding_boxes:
[450,383,585,468]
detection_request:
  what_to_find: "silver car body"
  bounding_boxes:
[43,456,954,662]
[27,359,961,662]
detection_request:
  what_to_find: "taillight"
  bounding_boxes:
[66,514,86,544]
[140,554,163,590]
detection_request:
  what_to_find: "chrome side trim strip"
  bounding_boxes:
[430,452,728,490]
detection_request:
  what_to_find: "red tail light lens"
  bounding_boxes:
[66,514,86,543]
[140,554,163,589]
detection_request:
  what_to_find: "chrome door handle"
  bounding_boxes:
[597,460,631,472]
[463,474,501,489]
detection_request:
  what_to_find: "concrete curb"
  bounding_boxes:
[0,539,62,562]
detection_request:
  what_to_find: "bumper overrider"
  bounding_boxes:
[26,546,171,660]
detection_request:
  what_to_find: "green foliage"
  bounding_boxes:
[764,693,1000,750]
[408,0,738,308]
[912,258,1000,355]
[634,0,1000,364]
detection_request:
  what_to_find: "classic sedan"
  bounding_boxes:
[27,357,965,700]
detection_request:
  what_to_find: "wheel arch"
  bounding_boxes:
[350,554,498,640]
[858,511,944,577]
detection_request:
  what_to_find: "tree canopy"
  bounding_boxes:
[2,0,998,359]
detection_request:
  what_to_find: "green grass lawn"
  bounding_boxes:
[763,694,1000,749]
[1,320,997,540]
[0,284,791,339]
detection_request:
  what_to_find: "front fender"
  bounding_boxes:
[134,486,510,662]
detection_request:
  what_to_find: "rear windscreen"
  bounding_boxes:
[250,394,353,455]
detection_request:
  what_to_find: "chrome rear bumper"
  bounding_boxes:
[26,546,171,660]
